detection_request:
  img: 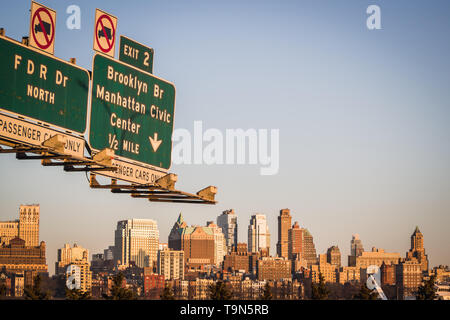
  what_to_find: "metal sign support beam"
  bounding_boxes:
[0,136,117,173]
[89,173,217,205]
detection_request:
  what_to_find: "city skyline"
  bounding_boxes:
[0,203,445,276]
[1,0,449,281]
[1,200,448,300]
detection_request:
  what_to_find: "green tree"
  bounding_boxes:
[102,272,136,300]
[53,274,67,298]
[280,282,288,300]
[160,283,175,300]
[0,272,7,298]
[416,276,437,300]
[65,287,92,300]
[260,282,273,300]
[311,273,329,300]
[0,282,7,297]
[23,274,51,300]
[209,281,232,300]
[353,284,378,300]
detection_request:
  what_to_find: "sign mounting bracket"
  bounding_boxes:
[89,173,217,204]
[0,136,117,173]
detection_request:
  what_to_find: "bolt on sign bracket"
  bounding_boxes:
[89,173,217,205]
[0,135,117,173]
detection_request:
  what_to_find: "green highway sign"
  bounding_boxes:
[119,36,154,74]
[0,35,89,134]
[89,53,175,170]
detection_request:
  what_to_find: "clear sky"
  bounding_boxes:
[0,0,449,275]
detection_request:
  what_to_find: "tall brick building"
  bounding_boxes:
[0,204,40,247]
[288,222,302,260]
[406,226,429,272]
[396,259,422,300]
[348,234,364,265]
[168,214,217,269]
[276,209,291,258]
[0,237,47,274]
[302,228,318,267]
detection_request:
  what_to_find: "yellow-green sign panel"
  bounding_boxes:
[0,36,89,134]
[89,54,175,170]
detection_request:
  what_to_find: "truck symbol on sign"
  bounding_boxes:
[34,21,51,36]
[98,27,112,40]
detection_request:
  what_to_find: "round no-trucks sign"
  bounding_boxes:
[29,1,56,54]
[93,9,118,57]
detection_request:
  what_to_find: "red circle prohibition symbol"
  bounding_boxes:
[31,7,55,50]
[95,14,115,53]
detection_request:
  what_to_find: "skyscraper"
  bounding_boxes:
[217,209,238,252]
[104,246,114,261]
[206,221,227,266]
[326,245,341,267]
[406,226,429,271]
[114,219,160,269]
[276,209,292,258]
[248,214,271,254]
[348,234,366,267]
[301,228,318,267]
[168,213,218,269]
[350,234,364,257]
[288,221,303,260]
[0,204,39,247]
[18,205,39,247]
